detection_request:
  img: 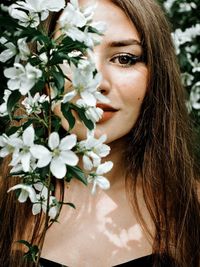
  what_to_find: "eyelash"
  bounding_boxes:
[110,53,143,67]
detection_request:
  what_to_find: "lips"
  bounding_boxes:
[96,103,118,123]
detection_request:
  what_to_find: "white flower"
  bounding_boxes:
[4,63,42,95]
[78,131,110,170]
[76,99,103,123]
[7,184,37,203]
[179,3,197,12]
[0,132,21,158]
[9,125,36,172]
[172,24,200,55]
[22,92,49,114]
[39,52,48,64]
[0,41,16,62]
[59,0,87,42]
[163,0,176,12]
[17,37,30,60]
[87,161,113,194]
[191,58,200,73]
[181,72,194,87]
[9,6,40,28]
[9,0,65,28]
[0,90,11,117]
[32,184,59,219]
[0,37,30,63]
[62,64,109,106]
[0,4,8,12]
[81,23,106,47]
[30,133,79,179]
[190,82,200,110]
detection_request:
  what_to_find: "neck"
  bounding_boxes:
[103,136,127,187]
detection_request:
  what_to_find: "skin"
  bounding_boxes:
[54,0,148,144]
[42,1,152,266]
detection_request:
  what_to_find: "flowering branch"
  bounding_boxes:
[0,0,112,264]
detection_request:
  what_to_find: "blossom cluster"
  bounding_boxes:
[0,0,113,226]
[163,1,200,113]
[162,0,200,145]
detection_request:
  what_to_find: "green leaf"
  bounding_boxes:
[17,240,32,249]
[51,115,61,132]
[67,166,87,185]
[7,91,21,119]
[23,245,39,262]
[75,106,94,130]
[51,68,65,92]
[5,125,21,136]
[63,202,76,209]
[61,102,75,130]
[30,78,45,96]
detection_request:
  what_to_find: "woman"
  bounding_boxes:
[0,0,200,266]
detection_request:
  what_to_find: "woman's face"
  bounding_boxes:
[55,0,148,144]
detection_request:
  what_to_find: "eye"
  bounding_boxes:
[110,53,143,67]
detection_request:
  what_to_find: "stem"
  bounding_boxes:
[35,83,52,267]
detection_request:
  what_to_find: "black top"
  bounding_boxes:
[39,254,177,267]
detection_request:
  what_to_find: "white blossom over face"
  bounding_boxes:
[62,63,109,106]
[76,99,103,123]
[58,0,87,42]
[30,133,79,179]
[87,161,113,194]
[58,0,105,46]
[9,0,65,28]
[4,63,42,95]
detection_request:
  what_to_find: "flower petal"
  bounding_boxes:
[18,190,29,203]
[83,155,93,170]
[96,161,113,175]
[32,203,41,215]
[21,152,31,172]
[81,91,96,106]
[96,176,110,190]
[23,125,34,146]
[60,150,79,166]
[30,144,50,159]
[37,154,52,168]
[60,134,77,150]
[62,90,77,103]
[7,184,37,203]
[48,132,60,150]
[50,158,66,178]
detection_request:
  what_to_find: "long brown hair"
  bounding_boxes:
[113,0,200,266]
[0,0,200,266]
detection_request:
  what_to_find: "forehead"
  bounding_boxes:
[79,0,140,43]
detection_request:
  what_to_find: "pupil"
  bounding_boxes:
[119,56,129,64]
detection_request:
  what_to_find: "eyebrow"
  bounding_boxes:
[107,39,142,47]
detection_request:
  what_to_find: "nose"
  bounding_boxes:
[94,51,110,96]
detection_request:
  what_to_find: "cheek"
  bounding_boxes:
[117,67,148,108]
